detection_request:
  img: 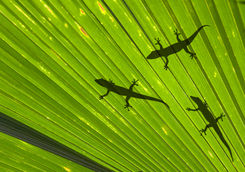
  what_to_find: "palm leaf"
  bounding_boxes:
[0,0,244,171]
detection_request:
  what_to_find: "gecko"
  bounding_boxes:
[187,96,233,161]
[95,78,169,110]
[147,25,209,70]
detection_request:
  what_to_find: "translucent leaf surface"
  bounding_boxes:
[0,0,244,171]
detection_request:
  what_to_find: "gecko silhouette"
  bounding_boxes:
[187,96,233,161]
[95,79,169,110]
[147,25,209,70]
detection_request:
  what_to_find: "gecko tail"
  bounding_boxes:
[186,25,209,45]
[222,137,233,161]
[215,126,233,161]
[142,96,170,108]
[161,100,170,109]
[149,98,170,109]
[150,98,169,108]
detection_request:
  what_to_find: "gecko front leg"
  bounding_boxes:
[99,90,110,100]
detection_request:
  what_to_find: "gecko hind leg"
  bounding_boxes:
[163,56,169,70]
[174,29,181,42]
[200,123,211,136]
[129,79,138,91]
[184,46,196,59]
[215,113,225,122]
[124,96,132,111]
[99,90,110,100]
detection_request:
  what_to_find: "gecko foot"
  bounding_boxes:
[204,101,208,108]
[199,129,206,136]
[190,53,197,59]
[132,79,139,86]
[220,113,225,121]
[154,37,160,45]
[174,29,181,36]
[124,104,132,111]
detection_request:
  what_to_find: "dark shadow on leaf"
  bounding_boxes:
[0,112,113,171]
[238,1,245,4]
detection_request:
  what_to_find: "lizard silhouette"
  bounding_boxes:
[95,78,169,110]
[187,96,233,161]
[147,25,209,70]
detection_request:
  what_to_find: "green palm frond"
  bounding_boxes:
[0,0,244,171]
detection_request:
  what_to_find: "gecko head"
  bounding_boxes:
[95,78,111,87]
[95,78,107,86]
[190,96,203,105]
[146,50,160,59]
